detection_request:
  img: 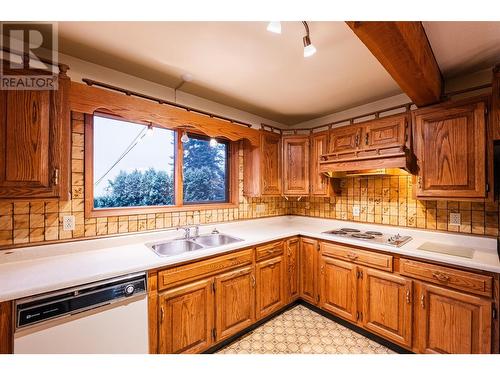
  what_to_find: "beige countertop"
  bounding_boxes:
[0,215,498,302]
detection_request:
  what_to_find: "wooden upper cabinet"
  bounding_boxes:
[413,98,487,199]
[363,115,406,150]
[329,125,362,154]
[214,266,255,341]
[310,131,332,196]
[361,268,413,348]
[416,282,491,354]
[300,237,319,304]
[285,237,300,302]
[255,255,285,319]
[319,256,358,323]
[492,65,500,140]
[0,74,70,199]
[282,135,309,195]
[260,131,282,195]
[243,130,282,197]
[159,278,214,354]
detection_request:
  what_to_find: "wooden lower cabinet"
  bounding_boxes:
[300,238,319,304]
[215,266,255,341]
[256,256,285,319]
[319,256,358,323]
[361,268,413,348]
[416,282,492,354]
[159,278,214,354]
[285,237,300,302]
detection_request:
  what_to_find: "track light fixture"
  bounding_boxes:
[302,21,316,57]
[266,21,316,57]
[266,21,282,34]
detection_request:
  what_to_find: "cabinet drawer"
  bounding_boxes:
[400,258,493,297]
[158,249,253,290]
[321,242,393,272]
[256,241,284,261]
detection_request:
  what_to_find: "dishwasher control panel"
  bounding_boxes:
[15,272,147,329]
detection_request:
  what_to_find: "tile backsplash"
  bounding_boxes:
[0,112,286,248]
[0,112,498,249]
[288,177,499,236]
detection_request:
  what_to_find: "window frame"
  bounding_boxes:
[84,113,239,218]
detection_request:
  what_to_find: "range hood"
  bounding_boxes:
[319,146,416,178]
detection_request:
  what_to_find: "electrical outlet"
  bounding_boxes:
[352,206,360,217]
[449,212,461,226]
[63,215,75,231]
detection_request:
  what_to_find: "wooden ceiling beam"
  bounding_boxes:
[346,21,443,107]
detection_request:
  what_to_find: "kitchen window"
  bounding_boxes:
[85,114,237,217]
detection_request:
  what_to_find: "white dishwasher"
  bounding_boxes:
[13,272,149,354]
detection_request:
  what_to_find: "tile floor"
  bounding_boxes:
[217,305,395,354]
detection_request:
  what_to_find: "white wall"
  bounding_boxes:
[58,53,286,130]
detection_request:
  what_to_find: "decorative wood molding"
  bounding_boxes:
[346,21,442,107]
[69,82,260,146]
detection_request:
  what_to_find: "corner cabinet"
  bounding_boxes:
[243,130,282,197]
[412,97,487,200]
[0,70,70,200]
[282,135,309,196]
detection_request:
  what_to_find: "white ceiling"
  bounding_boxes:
[423,21,500,78]
[58,21,500,125]
[58,21,401,125]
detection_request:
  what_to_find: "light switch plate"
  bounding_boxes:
[449,212,461,226]
[352,206,360,217]
[63,215,75,231]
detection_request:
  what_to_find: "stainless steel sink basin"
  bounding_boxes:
[193,234,243,247]
[148,233,244,257]
[151,239,203,257]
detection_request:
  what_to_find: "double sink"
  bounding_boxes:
[148,232,243,257]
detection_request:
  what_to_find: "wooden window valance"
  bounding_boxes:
[69,81,261,146]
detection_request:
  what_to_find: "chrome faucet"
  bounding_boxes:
[177,225,200,239]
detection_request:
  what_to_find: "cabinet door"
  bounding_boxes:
[261,131,282,195]
[159,278,214,354]
[319,256,358,323]
[300,238,319,304]
[310,131,331,196]
[0,76,69,199]
[256,256,285,319]
[361,268,413,347]
[413,100,486,198]
[417,282,492,354]
[492,66,500,140]
[285,237,300,302]
[282,136,309,195]
[363,114,406,150]
[329,126,362,154]
[215,266,255,341]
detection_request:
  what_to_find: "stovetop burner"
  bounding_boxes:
[322,227,413,247]
[351,233,375,239]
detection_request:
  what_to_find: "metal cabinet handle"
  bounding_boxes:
[356,311,360,320]
[320,264,324,274]
[417,176,422,189]
[346,252,358,261]
[251,274,256,288]
[355,134,359,147]
[406,289,411,304]
[432,271,451,283]
[420,294,425,309]
[365,133,369,145]
[160,306,165,323]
